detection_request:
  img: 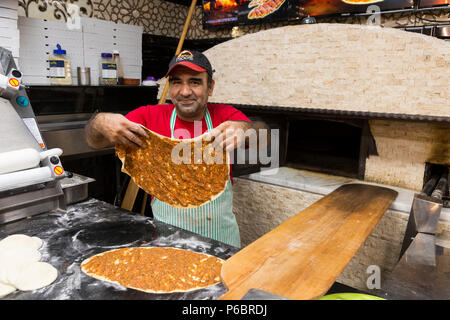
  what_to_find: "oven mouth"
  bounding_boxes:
[284,118,364,179]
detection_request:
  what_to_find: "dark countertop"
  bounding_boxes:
[0,198,239,300]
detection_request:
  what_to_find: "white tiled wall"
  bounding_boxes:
[18,16,143,85]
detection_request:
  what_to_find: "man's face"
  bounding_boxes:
[168,66,214,121]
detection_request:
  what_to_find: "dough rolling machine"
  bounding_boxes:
[0,47,67,224]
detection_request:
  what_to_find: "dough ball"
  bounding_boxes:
[0,281,16,298]
[30,237,43,249]
[0,260,25,285]
[0,247,41,265]
[11,261,58,291]
[0,234,43,251]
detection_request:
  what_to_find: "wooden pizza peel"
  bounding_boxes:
[219,183,398,300]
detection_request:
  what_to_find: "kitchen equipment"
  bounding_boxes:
[0,46,67,224]
[0,148,62,174]
[219,183,397,300]
[400,168,448,266]
[60,173,95,204]
[241,289,291,300]
[435,26,450,39]
[369,168,450,299]
[378,240,450,299]
[76,67,91,86]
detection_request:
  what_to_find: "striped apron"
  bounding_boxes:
[151,107,241,248]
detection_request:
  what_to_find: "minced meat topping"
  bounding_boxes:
[81,247,224,293]
[116,128,229,208]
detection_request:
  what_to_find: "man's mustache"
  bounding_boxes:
[176,95,197,101]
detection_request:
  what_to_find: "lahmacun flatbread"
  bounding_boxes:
[116,126,229,208]
[80,247,224,293]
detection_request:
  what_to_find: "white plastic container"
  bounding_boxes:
[142,76,158,86]
[99,52,117,85]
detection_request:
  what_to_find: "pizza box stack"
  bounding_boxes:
[81,17,116,85]
[17,15,143,86]
[114,22,143,82]
[0,0,20,69]
[19,16,83,85]
[81,17,143,85]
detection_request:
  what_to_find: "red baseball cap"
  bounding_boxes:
[165,50,213,77]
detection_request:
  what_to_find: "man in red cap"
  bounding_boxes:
[85,50,270,247]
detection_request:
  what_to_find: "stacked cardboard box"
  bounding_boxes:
[18,16,143,85]
[81,17,143,85]
[0,0,19,70]
[19,17,83,85]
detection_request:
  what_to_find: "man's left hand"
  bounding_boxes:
[204,120,252,153]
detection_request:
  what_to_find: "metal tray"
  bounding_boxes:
[60,173,95,204]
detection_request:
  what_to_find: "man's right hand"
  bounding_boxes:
[84,112,149,150]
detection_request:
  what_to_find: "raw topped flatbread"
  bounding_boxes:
[116,126,229,208]
[80,247,224,293]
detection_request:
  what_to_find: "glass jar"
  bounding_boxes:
[113,50,124,85]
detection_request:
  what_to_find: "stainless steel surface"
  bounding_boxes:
[435,26,450,39]
[0,182,65,224]
[0,98,42,153]
[60,173,95,204]
[241,289,291,300]
[412,194,442,234]
[378,242,450,299]
[405,233,437,266]
[41,128,104,157]
[36,114,114,157]
[37,113,92,124]
[398,169,446,266]
[77,67,91,85]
